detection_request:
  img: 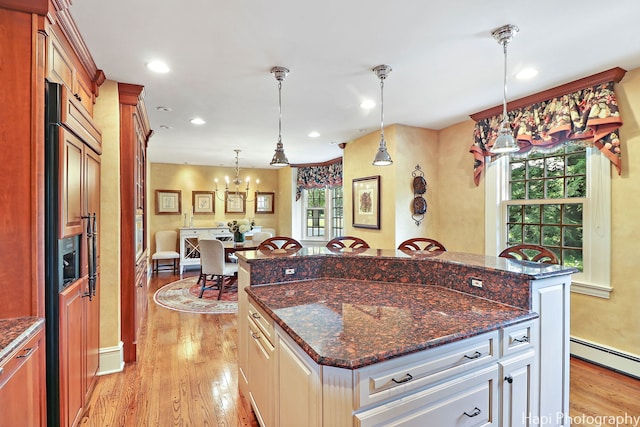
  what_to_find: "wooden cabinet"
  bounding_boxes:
[134,252,148,343]
[500,351,535,427]
[48,29,95,118]
[60,128,84,238]
[59,279,86,427]
[0,325,46,427]
[117,83,152,363]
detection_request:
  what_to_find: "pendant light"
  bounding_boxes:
[372,64,393,166]
[270,66,290,167]
[489,24,520,154]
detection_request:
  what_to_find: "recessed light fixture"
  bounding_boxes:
[516,68,538,80]
[190,117,206,125]
[147,60,170,73]
[157,106,172,112]
[360,99,376,109]
[308,131,320,138]
[159,125,172,130]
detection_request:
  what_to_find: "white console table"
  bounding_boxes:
[179,226,261,274]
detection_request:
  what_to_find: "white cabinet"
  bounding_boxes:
[500,351,535,427]
[248,308,274,427]
[276,331,321,427]
[355,364,499,427]
[179,227,232,273]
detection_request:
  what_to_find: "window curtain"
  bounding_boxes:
[295,160,343,201]
[469,81,623,186]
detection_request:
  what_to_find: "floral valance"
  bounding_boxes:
[469,81,623,186]
[295,160,343,201]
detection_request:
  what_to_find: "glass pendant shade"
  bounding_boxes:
[270,66,290,167]
[372,64,393,166]
[491,121,518,153]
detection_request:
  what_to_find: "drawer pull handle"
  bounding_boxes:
[464,407,481,418]
[251,332,261,340]
[17,347,35,359]
[391,373,413,384]
[463,351,482,360]
[505,375,513,383]
[251,312,261,319]
[513,336,529,343]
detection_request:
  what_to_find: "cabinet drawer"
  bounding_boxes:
[355,331,498,409]
[355,364,499,427]
[501,321,534,357]
[248,298,274,345]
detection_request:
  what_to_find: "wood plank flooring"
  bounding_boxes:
[80,271,640,426]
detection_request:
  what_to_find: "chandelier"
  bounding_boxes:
[214,149,259,202]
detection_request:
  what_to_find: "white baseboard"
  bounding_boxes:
[570,336,640,379]
[98,341,125,376]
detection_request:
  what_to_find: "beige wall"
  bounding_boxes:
[431,69,640,356]
[93,80,121,349]
[570,68,640,355]
[149,163,280,254]
[146,69,640,358]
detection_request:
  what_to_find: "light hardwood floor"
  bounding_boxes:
[80,271,640,426]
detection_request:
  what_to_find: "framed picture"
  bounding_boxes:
[225,192,246,214]
[155,189,181,215]
[192,191,214,214]
[352,175,380,229]
[255,192,275,214]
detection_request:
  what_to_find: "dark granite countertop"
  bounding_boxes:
[246,279,537,369]
[236,247,577,280]
[0,317,45,365]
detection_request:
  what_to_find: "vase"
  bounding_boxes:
[233,231,245,243]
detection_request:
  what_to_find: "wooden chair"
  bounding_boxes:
[198,239,239,299]
[397,237,446,252]
[498,244,559,264]
[326,236,370,250]
[151,230,180,274]
[257,236,303,251]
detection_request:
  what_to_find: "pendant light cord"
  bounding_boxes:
[278,80,283,143]
[380,77,386,143]
[501,40,509,125]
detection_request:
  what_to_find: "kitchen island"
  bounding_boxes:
[236,248,576,426]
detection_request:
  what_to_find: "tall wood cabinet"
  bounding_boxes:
[118,83,152,363]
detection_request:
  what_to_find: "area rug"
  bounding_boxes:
[153,276,238,314]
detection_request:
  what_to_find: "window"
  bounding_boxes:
[302,186,343,240]
[506,145,586,270]
[485,146,611,298]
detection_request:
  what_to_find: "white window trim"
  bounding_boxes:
[484,147,612,298]
[294,185,342,245]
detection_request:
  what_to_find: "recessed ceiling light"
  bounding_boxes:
[308,131,320,138]
[360,99,376,109]
[159,125,172,130]
[516,68,538,80]
[190,118,206,125]
[157,106,172,112]
[147,60,170,73]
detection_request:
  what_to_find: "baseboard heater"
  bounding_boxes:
[570,337,640,380]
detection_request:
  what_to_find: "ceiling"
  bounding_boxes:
[69,0,640,169]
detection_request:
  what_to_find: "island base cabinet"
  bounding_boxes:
[276,330,322,427]
[500,351,536,427]
[354,364,499,427]
[248,317,274,427]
